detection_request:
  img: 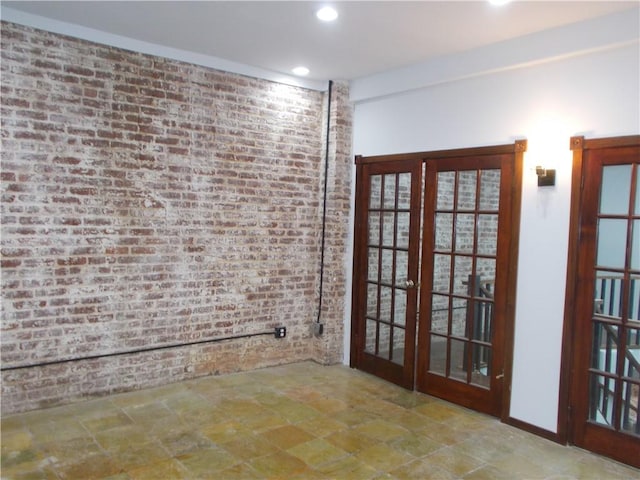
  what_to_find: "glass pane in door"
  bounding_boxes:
[364,172,412,366]
[630,274,640,322]
[457,171,477,210]
[621,381,639,434]
[479,170,501,210]
[593,271,623,318]
[591,321,620,374]
[471,344,492,388]
[632,221,640,271]
[588,163,640,436]
[429,334,447,375]
[477,214,498,256]
[384,174,396,209]
[435,213,453,250]
[436,172,455,210]
[596,219,627,269]
[453,256,473,295]
[427,169,499,388]
[451,298,469,338]
[590,374,616,425]
[600,165,631,215]
[397,173,411,209]
[431,294,449,335]
[394,290,407,327]
[392,328,405,365]
[432,254,451,294]
[455,214,475,253]
[636,167,640,214]
[622,325,640,436]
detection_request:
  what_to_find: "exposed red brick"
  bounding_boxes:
[64,65,95,77]
[0,20,352,415]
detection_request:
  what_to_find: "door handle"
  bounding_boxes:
[405,280,420,289]
[496,373,505,380]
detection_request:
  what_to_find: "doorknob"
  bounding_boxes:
[405,280,420,288]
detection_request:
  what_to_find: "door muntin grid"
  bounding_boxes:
[365,172,412,365]
[428,169,500,388]
[588,163,640,437]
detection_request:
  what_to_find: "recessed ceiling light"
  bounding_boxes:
[292,66,310,76]
[316,6,338,22]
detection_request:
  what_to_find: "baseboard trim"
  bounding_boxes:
[504,416,564,445]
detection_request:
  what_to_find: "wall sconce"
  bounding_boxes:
[536,166,556,187]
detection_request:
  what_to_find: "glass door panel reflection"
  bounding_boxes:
[364,171,414,367]
[427,168,500,388]
[587,163,640,436]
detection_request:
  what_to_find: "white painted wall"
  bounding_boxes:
[348,10,639,433]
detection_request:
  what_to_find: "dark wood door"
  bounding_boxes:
[350,158,423,389]
[569,138,640,468]
[416,152,519,417]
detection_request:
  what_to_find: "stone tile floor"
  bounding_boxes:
[1,362,639,479]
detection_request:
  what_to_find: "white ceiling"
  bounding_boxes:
[2,1,638,82]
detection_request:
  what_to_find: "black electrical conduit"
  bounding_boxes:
[1,331,275,372]
[2,82,335,372]
[315,80,333,329]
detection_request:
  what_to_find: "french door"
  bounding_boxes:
[567,136,640,468]
[350,157,423,389]
[416,150,521,416]
[352,142,524,417]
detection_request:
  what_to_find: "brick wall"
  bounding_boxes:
[0,21,353,414]
[311,81,353,364]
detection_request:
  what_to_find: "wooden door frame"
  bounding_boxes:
[561,135,640,451]
[351,140,525,423]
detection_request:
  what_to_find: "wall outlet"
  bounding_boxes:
[274,327,286,338]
